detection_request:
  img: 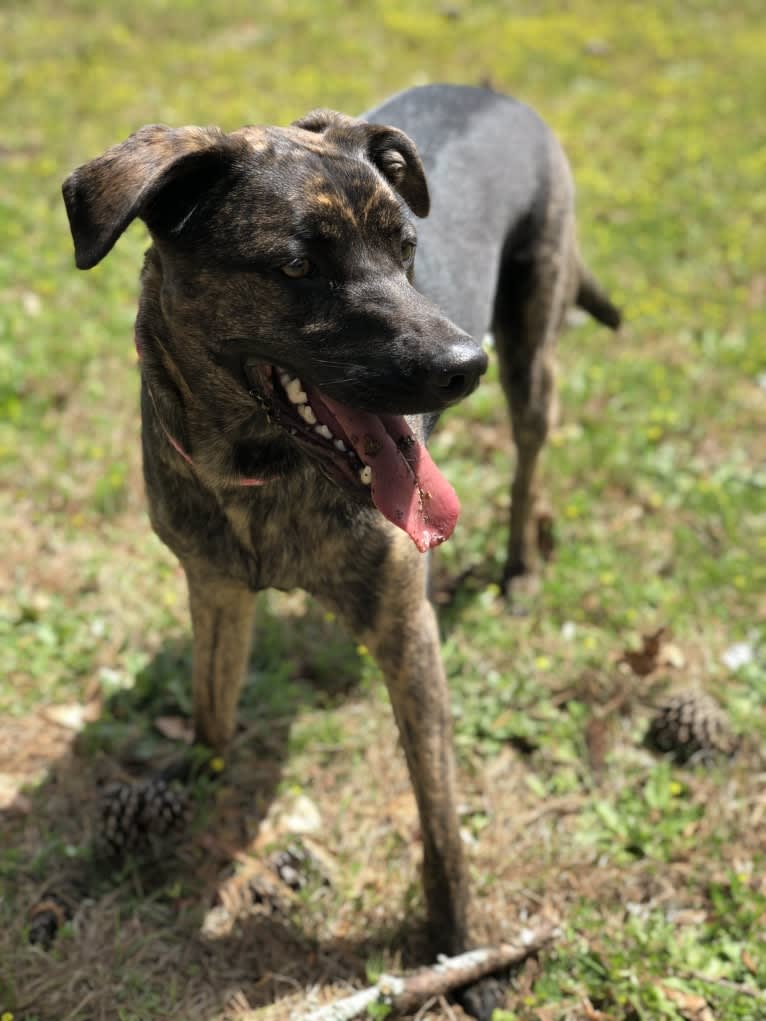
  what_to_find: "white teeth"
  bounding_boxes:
[285,377,308,405]
[359,465,372,485]
[315,423,332,440]
[298,404,317,425]
[334,439,347,452]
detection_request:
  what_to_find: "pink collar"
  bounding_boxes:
[135,332,268,487]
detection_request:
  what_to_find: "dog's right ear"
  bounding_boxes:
[62,125,243,270]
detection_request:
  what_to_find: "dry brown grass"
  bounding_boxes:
[3,678,765,1019]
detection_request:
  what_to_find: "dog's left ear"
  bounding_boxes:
[294,109,430,218]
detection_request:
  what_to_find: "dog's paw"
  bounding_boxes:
[501,569,540,613]
[454,974,506,1020]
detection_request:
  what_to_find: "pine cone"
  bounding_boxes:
[138,777,191,837]
[97,778,191,857]
[269,844,308,890]
[645,691,738,764]
[267,842,332,891]
[28,875,86,949]
[28,891,72,949]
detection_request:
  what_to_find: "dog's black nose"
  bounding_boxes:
[428,340,488,404]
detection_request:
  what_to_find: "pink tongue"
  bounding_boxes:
[317,394,460,552]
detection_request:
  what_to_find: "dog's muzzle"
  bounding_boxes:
[424,338,488,406]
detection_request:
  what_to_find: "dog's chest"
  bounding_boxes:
[219,474,386,599]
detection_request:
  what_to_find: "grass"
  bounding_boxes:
[1,1,766,1019]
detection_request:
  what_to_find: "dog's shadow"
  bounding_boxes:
[3,593,441,1019]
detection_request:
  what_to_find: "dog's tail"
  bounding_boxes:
[576,260,621,330]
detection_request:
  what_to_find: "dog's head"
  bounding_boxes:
[62,111,488,550]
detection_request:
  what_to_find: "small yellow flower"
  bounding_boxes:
[534,655,552,671]
[356,643,369,658]
[2,1012,15,1021]
[669,780,683,797]
[210,756,225,773]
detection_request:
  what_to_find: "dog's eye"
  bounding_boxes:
[401,239,416,265]
[281,258,312,279]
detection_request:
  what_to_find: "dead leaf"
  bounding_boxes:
[659,984,714,1021]
[660,642,686,669]
[42,703,97,731]
[620,628,667,677]
[741,948,758,975]
[154,716,194,743]
[585,715,613,776]
[282,793,322,834]
[259,793,323,844]
[200,903,234,940]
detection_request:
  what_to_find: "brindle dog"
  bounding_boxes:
[63,84,619,1017]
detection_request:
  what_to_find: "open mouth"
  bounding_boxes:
[252,363,460,552]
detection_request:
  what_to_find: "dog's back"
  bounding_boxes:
[366,85,553,341]
[370,84,619,588]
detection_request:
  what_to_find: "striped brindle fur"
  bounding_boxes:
[63,84,619,1019]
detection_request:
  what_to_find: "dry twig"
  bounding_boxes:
[296,919,559,1020]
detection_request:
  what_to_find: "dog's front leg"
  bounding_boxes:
[184,563,256,752]
[362,554,468,956]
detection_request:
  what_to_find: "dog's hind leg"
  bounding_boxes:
[185,563,256,751]
[495,312,561,594]
[494,151,578,594]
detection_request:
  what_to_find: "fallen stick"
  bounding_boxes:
[298,918,559,1021]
